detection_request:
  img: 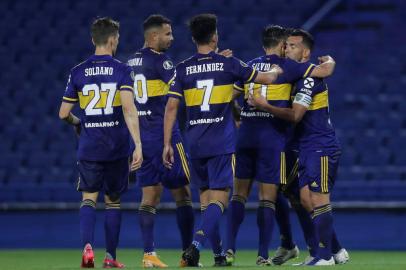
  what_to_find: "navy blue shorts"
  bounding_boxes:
[298,150,341,193]
[136,140,190,189]
[281,149,300,198]
[190,154,235,190]
[235,147,286,185]
[77,157,130,198]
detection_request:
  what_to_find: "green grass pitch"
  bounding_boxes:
[0,249,405,269]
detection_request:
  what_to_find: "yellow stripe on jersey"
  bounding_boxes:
[78,90,121,109]
[308,90,328,110]
[63,96,78,102]
[244,83,292,101]
[303,64,316,78]
[184,84,233,107]
[146,79,169,97]
[176,143,190,181]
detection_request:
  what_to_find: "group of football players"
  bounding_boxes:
[59,13,349,268]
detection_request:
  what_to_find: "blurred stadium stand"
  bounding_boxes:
[0,0,405,208]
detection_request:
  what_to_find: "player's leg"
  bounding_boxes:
[139,185,168,268]
[254,149,284,265]
[77,159,104,268]
[272,150,300,265]
[289,186,318,262]
[256,182,278,265]
[180,157,208,266]
[182,155,232,267]
[134,148,169,268]
[103,194,125,268]
[81,192,98,268]
[170,186,194,251]
[226,148,254,264]
[305,151,341,266]
[166,141,195,252]
[200,189,227,266]
[102,157,130,268]
[272,194,300,265]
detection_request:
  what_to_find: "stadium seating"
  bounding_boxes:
[1,0,405,204]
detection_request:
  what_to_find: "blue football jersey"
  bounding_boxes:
[292,74,340,152]
[62,54,134,161]
[168,51,258,158]
[127,47,181,144]
[235,54,315,149]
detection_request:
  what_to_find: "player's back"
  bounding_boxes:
[293,76,340,152]
[236,54,315,149]
[63,54,133,161]
[168,51,257,158]
[127,47,179,142]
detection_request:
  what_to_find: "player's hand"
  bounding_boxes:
[318,55,334,64]
[73,123,81,137]
[248,93,268,110]
[217,49,233,57]
[162,144,174,169]
[130,146,143,171]
[270,64,283,75]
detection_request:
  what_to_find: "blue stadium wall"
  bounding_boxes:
[1,210,406,250]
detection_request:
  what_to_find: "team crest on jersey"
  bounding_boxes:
[304,78,314,89]
[163,60,174,70]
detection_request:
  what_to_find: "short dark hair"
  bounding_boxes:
[143,14,171,32]
[91,17,119,46]
[289,29,314,51]
[188,14,217,45]
[262,25,288,48]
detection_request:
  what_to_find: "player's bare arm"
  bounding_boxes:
[163,97,180,169]
[59,102,81,135]
[120,90,143,171]
[310,55,335,78]
[248,93,307,123]
[254,64,283,85]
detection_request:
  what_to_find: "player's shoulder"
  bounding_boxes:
[246,55,265,66]
[111,57,131,71]
[70,57,90,73]
[176,55,194,68]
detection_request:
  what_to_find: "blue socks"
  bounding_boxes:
[176,200,195,251]
[257,200,275,259]
[193,201,224,249]
[226,195,246,253]
[139,204,156,253]
[105,202,121,259]
[275,195,295,250]
[312,204,333,260]
[80,199,96,247]
[332,227,342,254]
[201,205,224,256]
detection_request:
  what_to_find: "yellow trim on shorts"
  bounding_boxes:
[176,143,190,181]
[232,154,236,176]
[280,152,286,184]
[321,156,329,193]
